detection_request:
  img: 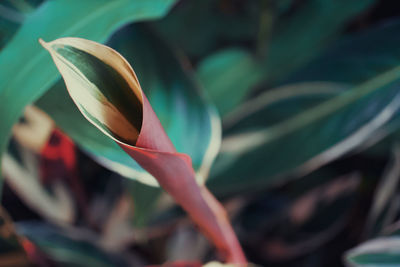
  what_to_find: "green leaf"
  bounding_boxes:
[196,0,375,116]
[0,5,21,50]
[36,25,221,186]
[208,18,400,196]
[262,0,376,83]
[286,20,400,157]
[0,0,176,184]
[153,0,261,59]
[197,49,263,117]
[345,236,400,266]
[207,77,400,196]
[39,34,245,264]
[287,21,400,85]
[17,222,129,267]
[222,82,346,132]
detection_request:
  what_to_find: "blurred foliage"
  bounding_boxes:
[2,0,400,266]
[193,0,376,115]
[0,0,177,182]
[36,24,219,187]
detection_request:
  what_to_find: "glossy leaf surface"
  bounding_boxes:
[345,236,400,266]
[207,79,400,196]
[196,0,375,115]
[37,26,220,186]
[0,0,176,181]
[287,21,400,85]
[41,37,245,264]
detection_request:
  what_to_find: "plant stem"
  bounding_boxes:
[121,146,247,265]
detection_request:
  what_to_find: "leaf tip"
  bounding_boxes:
[38,38,50,50]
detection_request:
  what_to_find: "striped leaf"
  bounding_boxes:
[36,26,220,186]
[40,37,143,146]
[40,37,245,264]
[345,236,400,266]
[0,0,176,188]
[208,78,400,196]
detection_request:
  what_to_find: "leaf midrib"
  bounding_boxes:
[267,65,400,142]
[229,65,400,147]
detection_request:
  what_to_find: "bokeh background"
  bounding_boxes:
[2,0,400,266]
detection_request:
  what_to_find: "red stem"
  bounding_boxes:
[121,146,247,265]
[121,95,247,265]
